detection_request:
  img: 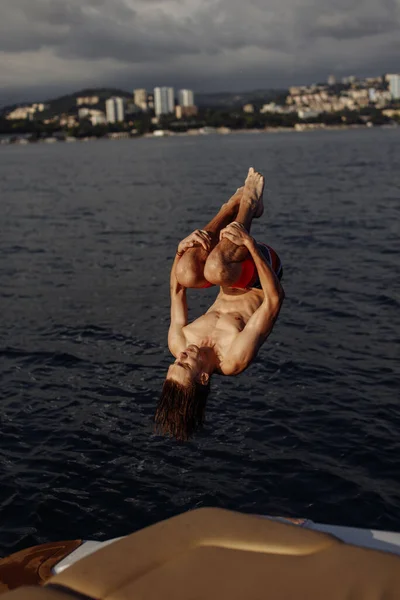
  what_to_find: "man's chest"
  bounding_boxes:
[182,312,244,358]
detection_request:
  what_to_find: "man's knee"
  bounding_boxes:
[176,255,207,288]
[204,252,240,286]
[203,253,222,285]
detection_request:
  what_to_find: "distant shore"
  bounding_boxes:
[0,122,398,147]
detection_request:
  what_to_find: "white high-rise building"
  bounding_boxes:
[133,89,147,111]
[178,89,194,107]
[154,87,175,116]
[105,97,125,123]
[386,74,400,99]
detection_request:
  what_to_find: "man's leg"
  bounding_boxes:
[204,168,264,287]
[175,187,243,288]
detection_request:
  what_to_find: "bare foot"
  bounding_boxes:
[243,167,264,218]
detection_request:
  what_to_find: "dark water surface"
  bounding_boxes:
[0,129,399,555]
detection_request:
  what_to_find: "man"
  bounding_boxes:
[154,168,284,441]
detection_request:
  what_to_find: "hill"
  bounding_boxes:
[0,88,132,117]
[45,88,132,115]
[1,87,287,116]
[195,89,287,108]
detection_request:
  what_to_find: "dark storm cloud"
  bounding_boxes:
[1,0,399,105]
[304,0,400,41]
[0,0,286,60]
[4,0,399,60]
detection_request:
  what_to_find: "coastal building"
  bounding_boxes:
[342,75,356,85]
[78,108,106,126]
[175,105,198,119]
[105,97,125,123]
[374,90,393,107]
[177,89,194,107]
[260,103,292,114]
[133,89,147,111]
[147,93,155,110]
[6,103,47,120]
[175,89,197,119]
[284,76,390,115]
[386,74,400,99]
[154,87,175,116]
[6,106,33,120]
[243,104,255,113]
[298,109,321,119]
[260,103,277,113]
[382,108,400,118]
[32,103,47,112]
[59,114,78,128]
[347,89,369,106]
[76,96,99,106]
[327,75,336,86]
[365,77,383,87]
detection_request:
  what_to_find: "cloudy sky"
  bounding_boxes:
[1,0,399,106]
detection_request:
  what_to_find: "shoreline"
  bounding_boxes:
[0,123,398,146]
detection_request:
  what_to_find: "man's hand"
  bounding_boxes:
[177,229,212,255]
[220,222,253,247]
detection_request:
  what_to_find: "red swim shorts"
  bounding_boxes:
[201,243,283,289]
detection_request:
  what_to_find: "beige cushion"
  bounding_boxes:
[2,508,400,599]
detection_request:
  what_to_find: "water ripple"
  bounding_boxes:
[0,130,399,555]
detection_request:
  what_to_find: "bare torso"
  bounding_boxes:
[181,287,265,373]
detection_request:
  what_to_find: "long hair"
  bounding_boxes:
[154,378,211,441]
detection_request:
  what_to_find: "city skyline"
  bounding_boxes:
[2,73,399,138]
[3,71,399,114]
[1,0,400,107]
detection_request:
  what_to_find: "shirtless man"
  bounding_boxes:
[154,168,284,441]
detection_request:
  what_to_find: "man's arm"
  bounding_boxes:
[220,224,284,374]
[246,237,284,303]
[168,253,188,357]
[168,229,212,357]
